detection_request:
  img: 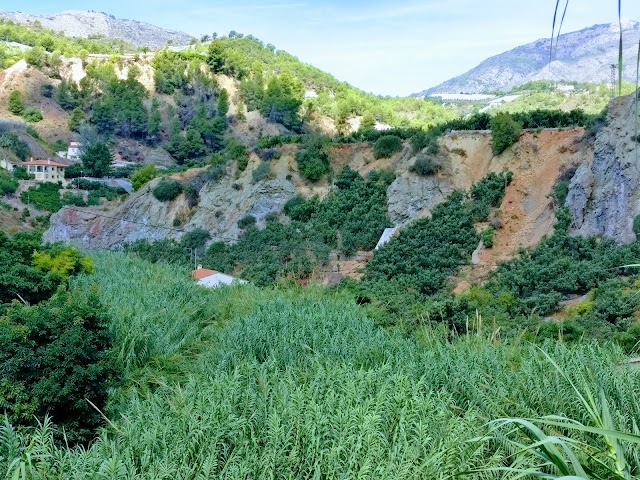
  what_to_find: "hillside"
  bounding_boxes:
[418,19,640,95]
[0,10,194,49]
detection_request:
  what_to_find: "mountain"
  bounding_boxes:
[0,10,194,49]
[418,19,640,95]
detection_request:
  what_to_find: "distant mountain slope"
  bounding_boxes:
[0,10,193,49]
[418,19,640,95]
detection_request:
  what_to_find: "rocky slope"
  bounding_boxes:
[418,20,640,95]
[567,93,640,243]
[44,129,587,256]
[0,10,193,49]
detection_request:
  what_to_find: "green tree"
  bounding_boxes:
[8,90,25,115]
[68,107,86,132]
[373,135,403,159]
[360,111,376,133]
[490,113,522,155]
[0,288,118,444]
[218,89,229,117]
[25,46,46,68]
[81,142,112,177]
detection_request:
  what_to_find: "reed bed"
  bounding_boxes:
[2,252,639,479]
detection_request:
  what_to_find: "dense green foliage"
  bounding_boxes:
[152,179,183,201]
[22,107,43,123]
[0,129,30,161]
[0,169,18,196]
[7,90,24,116]
[2,253,639,478]
[20,182,62,212]
[206,168,393,282]
[373,134,403,158]
[151,50,189,94]
[490,112,523,154]
[1,289,117,444]
[130,164,158,190]
[81,141,113,177]
[129,168,393,285]
[295,137,331,181]
[365,172,511,296]
[0,18,132,55]
[90,73,148,138]
[203,35,456,129]
[0,232,116,445]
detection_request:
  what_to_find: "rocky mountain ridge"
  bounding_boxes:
[419,20,640,95]
[0,10,194,49]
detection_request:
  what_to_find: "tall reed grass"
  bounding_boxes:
[2,252,639,479]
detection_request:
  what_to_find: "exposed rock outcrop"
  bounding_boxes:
[45,129,589,258]
[567,93,640,243]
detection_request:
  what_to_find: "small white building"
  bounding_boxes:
[192,266,247,288]
[57,142,82,161]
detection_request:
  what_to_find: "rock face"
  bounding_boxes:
[567,93,640,243]
[0,10,193,49]
[387,174,452,225]
[418,20,640,95]
[45,159,299,249]
[45,128,590,255]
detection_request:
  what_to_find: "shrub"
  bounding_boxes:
[22,107,43,123]
[0,171,18,195]
[8,90,24,115]
[634,214,640,239]
[553,180,570,206]
[40,83,54,98]
[373,135,403,159]
[468,171,513,222]
[26,125,40,139]
[296,140,331,182]
[131,164,157,190]
[284,195,319,222]
[61,191,87,207]
[0,288,118,444]
[490,113,522,155]
[410,154,437,176]
[252,162,271,182]
[207,164,226,182]
[152,179,183,202]
[481,226,495,248]
[238,214,257,229]
[182,227,211,251]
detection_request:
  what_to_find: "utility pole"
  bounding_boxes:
[610,64,617,100]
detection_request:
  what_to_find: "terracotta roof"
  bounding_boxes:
[191,268,219,280]
[19,159,68,168]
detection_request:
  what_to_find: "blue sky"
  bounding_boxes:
[13,1,640,95]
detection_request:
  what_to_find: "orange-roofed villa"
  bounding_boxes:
[1,157,69,185]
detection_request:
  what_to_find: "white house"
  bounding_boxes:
[1,157,68,185]
[191,266,247,288]
[57,142,82,161]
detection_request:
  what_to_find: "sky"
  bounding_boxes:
[12,1,640,96]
